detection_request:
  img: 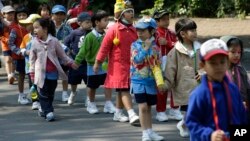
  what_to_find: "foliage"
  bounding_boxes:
[140,0,165,16]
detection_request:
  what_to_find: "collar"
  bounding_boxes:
[137,36,155,43]
[92,28,104,38]
[37,34,53,45]
[175,41,200,55]
[117,22,135,31]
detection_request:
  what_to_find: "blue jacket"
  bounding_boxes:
[186,75,247,141]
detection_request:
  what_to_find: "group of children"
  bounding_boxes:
[0,0,249,141]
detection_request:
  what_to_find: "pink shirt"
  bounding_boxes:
[96,22,137,88]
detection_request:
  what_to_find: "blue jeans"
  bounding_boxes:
[38,79,57,116]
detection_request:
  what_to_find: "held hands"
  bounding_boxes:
[158,37,167,46]
[143,39,152,51]
[158,84,168,93]
[71,62,79,70]
[93,62,100,74]
[211,130,226,141]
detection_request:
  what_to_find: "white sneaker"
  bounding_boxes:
[142,134,151,141]
[68,92,76,105]
[113,112,129,122]
[46,112,55,122]
[86,102,99,114]
[31,101,40,110]
[129,113,140,125]
[167,108,183,120]
[62,91,69,102]
[149,131,164,141]
[177,120,189,137]
[103,101,116,114]
[85,97,90,107]
[156,112,168,122]
[18,93,30,105]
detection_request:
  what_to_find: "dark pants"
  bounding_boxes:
[38,79,57,116]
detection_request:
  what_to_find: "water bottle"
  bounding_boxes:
[30,85,38,101]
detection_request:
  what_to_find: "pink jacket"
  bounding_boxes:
[96,22,137,88]
[29,35,73,88]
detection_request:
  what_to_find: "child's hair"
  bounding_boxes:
[91,10,109,27]
[227,38,243,57]
[153,9,169,21]
[37,2,51,15]
[175,18,197,42]
[15,5,29,17]
[35,18,56,37]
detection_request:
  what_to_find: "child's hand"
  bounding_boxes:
[93,63,99,74]
[25,50,30,55]
[158,37,167,45]
[195,73,201,82]
[71,62,79,70]
[143,39,152,51]
[158,84,167,93]
[211,130,225,141]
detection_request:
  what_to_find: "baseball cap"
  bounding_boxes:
[77,12,91,22]
[153,9,169,19]
[52,5,66,14]
[1,5,15,14]
[19,14,41,24]
[200,39,228,61]
[135,17,157,29]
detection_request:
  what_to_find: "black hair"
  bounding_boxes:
[37,2,51,15]
[175,18,197,42]
[153,9,169,21]
[227,38,244,59]
[35,18,56,37]
[15,5,29,15]
[91,10,109,27]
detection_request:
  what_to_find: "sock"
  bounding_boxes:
[147,128,153,134]
[127,109,135,117]
[142,130,148,136]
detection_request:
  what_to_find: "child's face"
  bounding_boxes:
[181,29,197,43]
[52,12,66,23]
[33,21,47,40]
[79,20,92,30]
[96,17,109,30]
[136,28,152,41]
[16,12,28,21]
[4,12,15,22]
[122,10,134,24]
[157,15,170,29]
[40,8,50,18]
[228,45,241,64]
[202,55,228,82]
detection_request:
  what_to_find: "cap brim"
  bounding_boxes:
[52,10,66,14]
[135,22,148,29]
[19,20,32,24]
[203,50,228,60]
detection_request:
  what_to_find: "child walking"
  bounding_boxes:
[75,10,116,114]
[186,39,248,141]
[93,0,139,125]
[64,12,92,105]
[131,17,164,141]
[220,35,250,123]
[164,18,201,137]
[153,9,182,122]
[29,18,77,121]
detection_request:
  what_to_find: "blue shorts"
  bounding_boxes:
[14,59,25,73]
[68,64,87,85]
[3,50,12,56]
[87,73,106,89]
[134,93,157,106]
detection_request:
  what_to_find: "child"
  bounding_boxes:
[0,5,16,84]
[153,9,182,122]
[74,10,116,114]
[29,18,77,121]
[63,12,92,105]
[131,17,164,141]
[186,39,247,141]
[220,35,250,123]
[37,2,51,19]
[93,0,139,125]
[164,18,201,137]
[51,5,73,102]
[19,14,42,110]
[8,5,29,104]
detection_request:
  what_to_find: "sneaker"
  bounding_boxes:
[103,101,116,114]
[68,92,76,105]
[85,97,90,107]
[167,108,183,120]
[113,112,129,122]
[86,102,99,114]
[149,131,164,141]
[156,112,168,122]
[18,93,30,105]
[46,112,55,122]
[142,134,151,141]
[32,101,40,110]
[177,120,189,137]
[129,113,140,125]
[38,108,45,117]
[62,91,69,102]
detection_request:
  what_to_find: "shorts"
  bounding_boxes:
[87,73,106,89]
[14,59,25,73]
[116,88,130,92]
[134,93,157,106]
[3,50,12,56]
[68,65,87,85]
[61,64,69,72]
[180,105,188,112]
